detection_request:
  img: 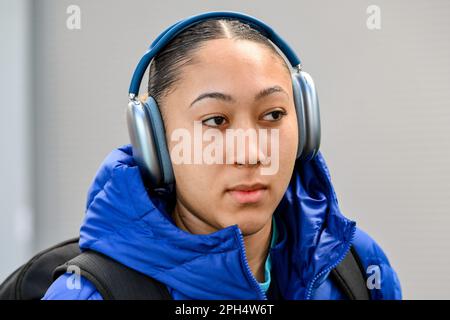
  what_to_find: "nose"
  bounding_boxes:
[225,120,269,167]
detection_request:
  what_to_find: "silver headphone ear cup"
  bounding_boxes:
[127,98,162,188]
[126,96,174,188]
[292,74,307,159]
[292,71,321,161]
[143,96,174,187]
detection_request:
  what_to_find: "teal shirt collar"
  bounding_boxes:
[257,216,278,292]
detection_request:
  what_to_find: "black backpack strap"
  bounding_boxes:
[330,246,371,300]
[53,250,172,300]
[0,237,81,300]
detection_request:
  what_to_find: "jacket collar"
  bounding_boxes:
[79,144,355,299]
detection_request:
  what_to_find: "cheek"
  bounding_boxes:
[172,163,223,203]
[278,116,299,161]
[271,118,298,190]
[173,164,210,188]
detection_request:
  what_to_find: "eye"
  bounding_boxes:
[262,110,287,121]
[202,116,228,128]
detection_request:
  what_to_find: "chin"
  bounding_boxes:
[224,207,272,236]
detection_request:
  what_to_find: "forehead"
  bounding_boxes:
[179,38,292,91]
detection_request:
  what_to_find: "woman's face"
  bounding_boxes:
[162,38,298,236]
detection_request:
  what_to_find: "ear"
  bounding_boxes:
[139,92,149,103]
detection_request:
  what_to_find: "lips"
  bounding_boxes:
[227,183,268,204]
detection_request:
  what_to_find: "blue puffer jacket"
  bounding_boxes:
[43,144,402,300]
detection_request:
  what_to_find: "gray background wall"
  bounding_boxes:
[1,0,449,299]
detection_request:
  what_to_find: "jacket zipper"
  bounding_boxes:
[304,225,356,300]
[236,228,267,300]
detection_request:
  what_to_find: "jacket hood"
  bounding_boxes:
[79,144,356,299]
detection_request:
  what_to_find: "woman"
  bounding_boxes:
[43,13,402,300]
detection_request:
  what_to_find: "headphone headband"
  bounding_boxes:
[128,11,302,96]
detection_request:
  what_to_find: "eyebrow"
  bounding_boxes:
[189,85,288,108]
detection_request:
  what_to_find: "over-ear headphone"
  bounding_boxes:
[126,11,321,190]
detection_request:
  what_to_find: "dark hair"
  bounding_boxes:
[146,18,291,112]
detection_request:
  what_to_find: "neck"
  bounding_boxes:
[243,219,273,282]
[172,200,273,283]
